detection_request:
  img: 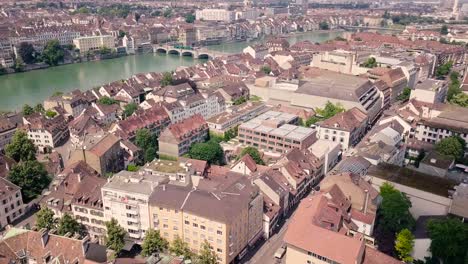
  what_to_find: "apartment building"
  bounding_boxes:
[367,67,408,103]
[0,38,14,68]
[311,50,369,75]
[316,107,369,151]
[195,9,235,22]
[149,172,263,264]
[101,160,195,240]
[238,111,316,154]
[158,114,209,158]
[23,113,69,152]
[69,132,123,175]
[0,178,25,230]
[110,105,171,140]
[0,116,17,151]
[42,161,107,241]
[73,35,115,53]
[207,102,268,135]
[10,26,82,48]
[284,192,399,264]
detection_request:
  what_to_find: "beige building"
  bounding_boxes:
[43,90,89,117]
[68,132,124,175]
[149,172,263,264]
[0,177,25,229]
[195,9,235,22]
[73,35,115,53]
[158,114,209,158]
[0,116,17,151]
[23,113,69,152]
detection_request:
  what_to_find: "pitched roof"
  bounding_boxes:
[319,107,368,131]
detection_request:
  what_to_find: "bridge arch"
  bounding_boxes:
[197,53,210,60]
[168,49,180,56]
[155,48,167,53]
[181,51,194,57]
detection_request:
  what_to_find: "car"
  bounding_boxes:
[274,245,286,259]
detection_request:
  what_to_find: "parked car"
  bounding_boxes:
[274,245,286,259]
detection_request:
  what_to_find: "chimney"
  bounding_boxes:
[364,189,369,214]
[81,235,90,255]
[77,173,82,182]
[163,185,166,191]
[40,228,49,248]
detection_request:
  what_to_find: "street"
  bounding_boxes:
[240,220,290,264]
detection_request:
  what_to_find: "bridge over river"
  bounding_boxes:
[153,45,231,59]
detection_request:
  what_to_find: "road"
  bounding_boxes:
[241,220,290,264]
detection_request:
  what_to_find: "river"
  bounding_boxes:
[0,30,345,111]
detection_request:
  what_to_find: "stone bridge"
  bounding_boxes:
[153,45,230,59]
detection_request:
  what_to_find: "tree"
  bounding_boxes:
[14,57,25,72]
[123,103,138,118]
[395,229,415,262]
[135,128,158,163]
[450,93,468,107]
[319,21,329,30]
[362,57,378,68]
[427,218,468,264]
[197,240,217,264]
[22,104,34,116]
[188,140,224,165]
[8,160,50,202]
[105,218,126,256]
[98,96,117,105]
[163,8,172,18]
[160,72,173,87]
[261,65,271,74]
[397,87,411,101]
[141,229,169,257]
[379,183,414,233]
[18,42,36,64]
[34,103,45,114]
[435,136,465,160]
[42,39,64,66]
[57,213,81,236]
[440,25,449,35]
[170,235,193,259]
[239,147,265,165]
[5,131,37,162]
[36,207,56,230]
[435,61,453,79]
[232,96,247,105]
[185,13,196,23]
[316,101,345,119]
[127,164,139,172]
[45,109,57,118]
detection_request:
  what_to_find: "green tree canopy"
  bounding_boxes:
[45,109,57,118]
[98,96,118,105]
[362,57,378,68]
[450,93,468,107]
[22,104,34,116]
[42,39,64,66]
[5,131,37,162]
[18,42,36,64]
[239,147,265,165]
[261,65,271,74]
[135,128,158,163]
[8,160,50,202]
[170,235,193,259]
[435,61,453,79]
[34,103,45,114]
[440,25,449,35]
[123,103,138,118]
[319,21,329,30]
[160,72,173,87]
[36,207,56,230]
[188,140,224,165]
[197,240,217,264]
[141,229,169,257]
[397,87,411,101]
[57,213,81,236]
[379,183,414,233]
[105,218,126,256]
[427,218,468,264]
[395,228,415,262]
[434,136,465,160]
[185,13,196,23]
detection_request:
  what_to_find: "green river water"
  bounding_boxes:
[0,31,345,111]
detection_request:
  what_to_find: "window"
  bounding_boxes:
[185,220,190,225]
[201,225,206,230]
[193,223,198,227]
[217,230,223,235]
